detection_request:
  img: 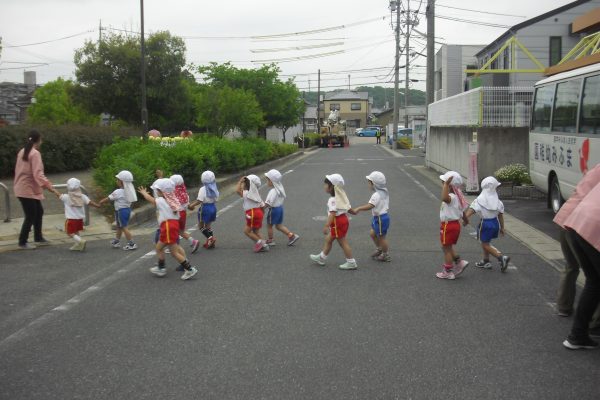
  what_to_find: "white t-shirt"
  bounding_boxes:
[108,189,131,210]
[60,194,90,220]
[265,188,284,208]
[197,186,218,204]
[243,190,262,211]
[156,197,179,224]
[440,193,463,222]
[470,198,504,219]
[327,196,346,216]
[368,191,389,216]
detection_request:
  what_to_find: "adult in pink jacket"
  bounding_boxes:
[13,131,59,249]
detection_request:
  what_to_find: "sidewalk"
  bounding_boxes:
[0,149,314,253]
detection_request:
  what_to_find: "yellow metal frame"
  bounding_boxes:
[557,31,600,64]
[465,36,546,75]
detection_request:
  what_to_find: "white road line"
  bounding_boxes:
[398,166,438,201]
[378,145,404,158]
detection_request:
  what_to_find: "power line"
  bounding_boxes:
[251,42,344,53]
[4,30,95,48]
[436,3,527,18]
[251,16,387,39]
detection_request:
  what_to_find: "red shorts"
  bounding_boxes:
[65,219,83,235]
[330,214,349,239]
[440,220,461,246]
[245,208,264,229]
[159,220,180,245]
[178,210,187,232]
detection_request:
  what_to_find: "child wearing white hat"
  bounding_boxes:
[137,178,198,280]
[188,170,219,249]
[310,173,357,270]
[464,176,510,272]
[437,171,470,280]
[264,169,300,247]
[54,178,100,251]
[170,174,200,254]
[349,171,391,262]
[98,170,138,250]
[236,174,269,253]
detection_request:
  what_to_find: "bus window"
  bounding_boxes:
[580,75,600,135]
[532,85,554,132]
[552,79,581,133]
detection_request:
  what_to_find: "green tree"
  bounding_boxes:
[28,78,97,125]
[198,63,305,139]
[73,31,195,129]
[273,81,305,143]
[195,85,264,137]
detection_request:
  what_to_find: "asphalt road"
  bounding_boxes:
[0,143,598,400]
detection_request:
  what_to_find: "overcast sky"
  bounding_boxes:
[0,0,578,91]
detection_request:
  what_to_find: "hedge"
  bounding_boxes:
[0,125,136,177]
[92,136,298,195]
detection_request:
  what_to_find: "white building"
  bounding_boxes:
[434,44,485,101]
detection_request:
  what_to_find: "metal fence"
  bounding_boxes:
[428,87,534,128]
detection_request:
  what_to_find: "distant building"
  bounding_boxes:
[376,106,426,129]
[320,90,371,129]
[434,44,485,100]
[473,0,600,87]
[0,71,37,125]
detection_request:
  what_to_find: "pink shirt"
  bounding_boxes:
[13,148,52,200]
[553,164,600,228]
[564,181,600,252]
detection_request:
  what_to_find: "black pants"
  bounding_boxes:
[18,197,44,245]
[376,136,381,144]
[566,229,600,339]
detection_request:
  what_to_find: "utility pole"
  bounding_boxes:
[99,19,102,43]
[317,69,321,131]
[391,0,401,148]
[426,0,435,106]
[140,0,148,136]
[348,74,351,90]
[404,0,411,130]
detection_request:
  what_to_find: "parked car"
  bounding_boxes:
[357,127,381,137]
[354,128,363,136]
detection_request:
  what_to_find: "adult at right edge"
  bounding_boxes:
[13,130,59,249]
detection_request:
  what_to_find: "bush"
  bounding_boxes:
[494,163,532,185]
[0,124,136,177]
[397,137,412,149]
[294,133,320,148]
[92,135,298,195]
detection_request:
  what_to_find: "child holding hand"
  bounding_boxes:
[236,174,269,253]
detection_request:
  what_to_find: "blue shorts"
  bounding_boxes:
[115,208,131,228]
[478,218,500,243]
[267,206,284,225]
[198,203,217,224]
[371,213,390,237]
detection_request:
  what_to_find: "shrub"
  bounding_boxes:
[494,163,532,185]
[92,135,298,196]
[0,124,136,177]
[397,137,412,149]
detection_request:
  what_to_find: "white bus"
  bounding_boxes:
[529,62,600,213]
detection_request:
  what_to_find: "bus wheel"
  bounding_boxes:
[550,176,563,214]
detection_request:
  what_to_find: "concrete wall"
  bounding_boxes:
[425,126,529,179]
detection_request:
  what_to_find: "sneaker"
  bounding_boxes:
[69,243,80,251]
[375,253,391,262]
[287,234,300,246]
[475,260,492,269]
[310,254,326,266]
[266,239,276,246]
[18,243,36,250]
[79,239,87,251]
[563,335,598,350]
[123,243,138,251]
[453,259,469,276]
[34,238,50,246]
[191,239,200,254]
[150,266,167,277]
[111,239,121,248]
[181,267,198,280]
[203,239,210,249]
[436,270,456,280]
[339,261,358,270]
[253,241,264,253]
[557,310,572,317]
[500,256,510,273]
[207,237,216,249]
[371,248,383,259]
[260,243,270,252]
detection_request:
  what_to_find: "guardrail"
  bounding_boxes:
[52,184,90,226]
[0,183,10,222]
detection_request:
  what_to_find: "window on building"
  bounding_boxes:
[531,85,555,132]
[580,75,600,134]
[552,79,581,133]
[503,47,510,70]
[351,103,361,111]
[549,37,562,66]
[329,103,340,111]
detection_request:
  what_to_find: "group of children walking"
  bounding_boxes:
[53,165,509,281]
